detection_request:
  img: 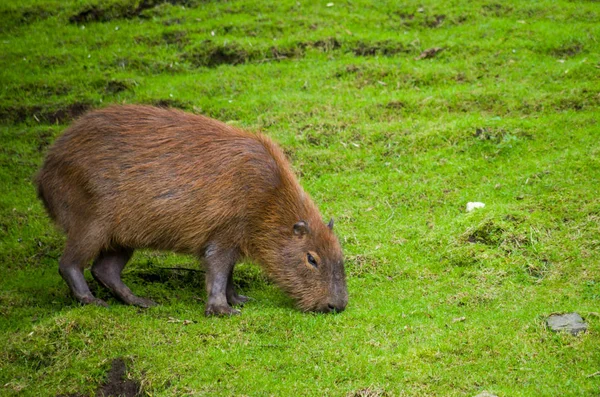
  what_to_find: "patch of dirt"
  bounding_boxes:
[550,41,584,58]
[266,45,304,61]
[300,37,341,52]
[300,122,347,147]
[104,79,135,95]
[465,220,505,245]
[5,81,72,98]
[184,40,251,67]
[349,40,409,56]
[135,30,189,47]
[525,258,550,279]
[96,358,140,397]
[150,98,192,109]
[481,3,514,17]
[0,102,92,124]
[463,216,532,251]
[385,100,408,109]
[393,11,415,21]
[333,64,361,78]
[57,358,140,397]
[184,40,304,68]
[425,14,446,28]
[415,47,444,60]
[0,5,58,32]
[183,38,414,68]
[162,30,189,46]
[44,102,91,123]
[69,0,197,24]
[474,126,507,142]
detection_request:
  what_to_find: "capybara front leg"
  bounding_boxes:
[59,243,107,307]
[226,267,250,307]
[204,244,240,316]
[91,246,156,308]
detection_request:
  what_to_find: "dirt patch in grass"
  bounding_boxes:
[58,358,140,397]
[0,102,92,124]
[95,358,140,397]
[425,14,447,28]
[392,10,467,29]
[303,37,342,52]
[349,40,410,57]
[465,220,506,245]
[41,102,91,124]
[184,40,304,67]
[481,3,514,17]
[162,30,189,46]
[150,98,192,109]
[186,41,253,67]
[550,40,585,57]
[0,5,59,32]
[103,79,136,95]
[183,38,414,68]
[69,0,198,24]
[134,30,190,47]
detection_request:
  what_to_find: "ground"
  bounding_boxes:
[0,0,599,396]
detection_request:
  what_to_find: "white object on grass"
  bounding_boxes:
[466,202,485,212]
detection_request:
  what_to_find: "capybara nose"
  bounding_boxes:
[328,302,346,313]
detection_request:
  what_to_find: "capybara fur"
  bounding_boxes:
[36,105,348,315]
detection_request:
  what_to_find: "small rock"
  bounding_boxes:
[546,312,588,336]
[474,392,498,397]
[466,202,485,212]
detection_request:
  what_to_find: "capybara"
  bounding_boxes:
[36,105,348,316]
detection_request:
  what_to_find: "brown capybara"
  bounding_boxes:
[36,105,348,316]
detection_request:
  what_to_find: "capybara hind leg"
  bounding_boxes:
[59,244,107,307]
[91,247,156,308]
[204,244,240,316]
[226,268,250,307]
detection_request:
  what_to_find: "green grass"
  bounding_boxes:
[1,0,599,396]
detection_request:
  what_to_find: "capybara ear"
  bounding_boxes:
[327,218,334,230]
[293,220,310,236]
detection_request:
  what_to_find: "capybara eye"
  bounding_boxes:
[307,253,318,268]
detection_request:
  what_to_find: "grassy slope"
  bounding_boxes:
[1,0,599,396]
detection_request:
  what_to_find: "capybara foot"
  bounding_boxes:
[205,304,241,317]
[78,295,109,307]
[228,294,250,306]
[123,295,157,308]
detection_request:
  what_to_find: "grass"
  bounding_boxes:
[1,0,599,396]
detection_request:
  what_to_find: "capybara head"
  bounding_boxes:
[261,217,348,313]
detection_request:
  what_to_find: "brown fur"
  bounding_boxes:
[36,105,348,314]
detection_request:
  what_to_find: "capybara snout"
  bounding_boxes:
[36,105,348,315]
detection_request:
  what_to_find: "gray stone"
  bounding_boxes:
[546,312,588,336]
